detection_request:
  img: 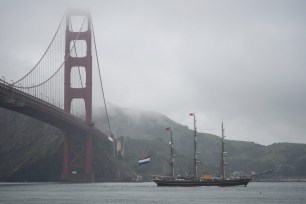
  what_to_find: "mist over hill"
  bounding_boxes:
[1,104,306,182]
[95,104,306,180]
[0,107,135,182]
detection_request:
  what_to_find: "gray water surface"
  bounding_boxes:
[0,182,305,204]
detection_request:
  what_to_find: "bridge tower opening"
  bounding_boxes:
[62,11,94,182]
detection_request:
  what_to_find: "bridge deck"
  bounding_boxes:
[0,82,110,140]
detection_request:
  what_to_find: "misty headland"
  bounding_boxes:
[1,104,306,182]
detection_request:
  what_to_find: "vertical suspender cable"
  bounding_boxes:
[13,15,65,85]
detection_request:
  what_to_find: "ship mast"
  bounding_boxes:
[220,122,226,180]
[165,127,175,179]
[190,113,200,180]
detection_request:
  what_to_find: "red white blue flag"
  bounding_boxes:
[138,156,151,165]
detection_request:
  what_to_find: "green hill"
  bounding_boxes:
[0,107,135,182]
[96,105,306,181]
[1,104,306,182]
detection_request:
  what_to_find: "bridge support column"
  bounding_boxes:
[62,131,94,182]
[62,11,94,182]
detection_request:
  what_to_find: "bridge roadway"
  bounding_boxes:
[0,81,111,141]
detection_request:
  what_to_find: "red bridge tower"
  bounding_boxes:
[62,11,94,182]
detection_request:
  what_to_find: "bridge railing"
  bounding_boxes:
[0,80,110,141]
[0,81,81,126]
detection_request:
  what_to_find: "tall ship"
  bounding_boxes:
[153,113,252,187]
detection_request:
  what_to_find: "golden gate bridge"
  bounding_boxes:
[0,11,113,182]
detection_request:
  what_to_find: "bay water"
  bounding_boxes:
[0,182,305,204]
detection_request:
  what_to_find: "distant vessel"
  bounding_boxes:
[153,114,252,187]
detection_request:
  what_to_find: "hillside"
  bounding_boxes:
[0,107,135,182]
[1,105,306,182]
[95,105,306,180]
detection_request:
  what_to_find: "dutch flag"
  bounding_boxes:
[138,156,151,165]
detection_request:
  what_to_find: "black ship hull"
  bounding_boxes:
[153,178,251,187]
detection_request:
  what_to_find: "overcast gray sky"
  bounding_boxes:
[1,0,306,145]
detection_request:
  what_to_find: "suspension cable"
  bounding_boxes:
[92,21,113,137]
[13,15,65,85]
[12,16,87,89]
